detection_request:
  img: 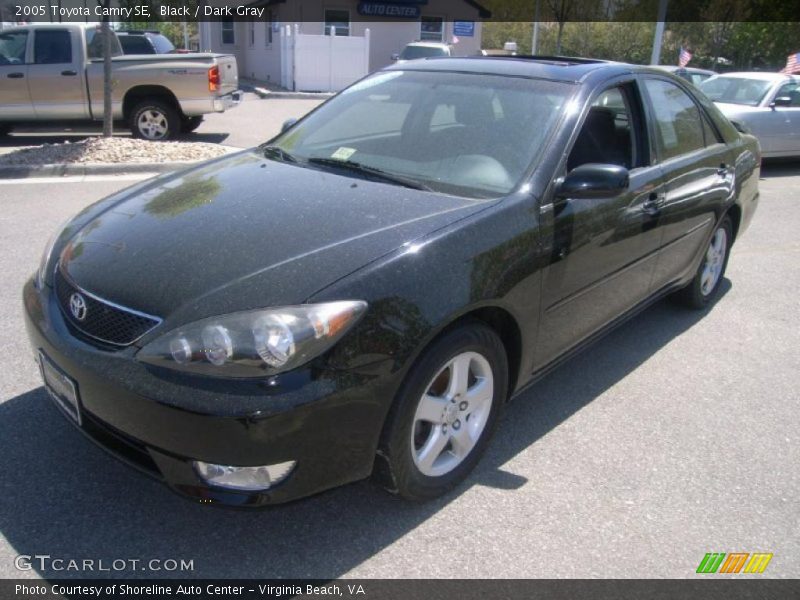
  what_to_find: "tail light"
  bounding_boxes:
[208,66,220,92]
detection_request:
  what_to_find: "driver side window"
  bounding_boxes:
[775,82,800,107]
[567,86,637,172]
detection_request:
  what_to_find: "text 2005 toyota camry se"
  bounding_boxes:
[24,57,760,507]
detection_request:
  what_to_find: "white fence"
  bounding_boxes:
[280,25,370,93]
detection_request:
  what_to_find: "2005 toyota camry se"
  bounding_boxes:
[24,56,760,506]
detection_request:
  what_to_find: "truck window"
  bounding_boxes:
[34,30,72,65]
[119,35,154,54]
[0,31,27,64]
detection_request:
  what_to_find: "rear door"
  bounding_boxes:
[0,29,32,120]
[535,79,667,367]
[27,28,88,119]
[639,76,734,291]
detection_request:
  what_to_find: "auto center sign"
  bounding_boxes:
[357,0,424,18]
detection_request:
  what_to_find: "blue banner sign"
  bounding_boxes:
[357,2,421,18]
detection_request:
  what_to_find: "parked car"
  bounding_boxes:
[0,23,240,140]
[652,65,716,87]
[25,57,759,507]
[699,72,800,157]
[392,42,453,62]
[116,30,183,55]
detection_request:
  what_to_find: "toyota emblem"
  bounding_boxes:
[69,293,88,321]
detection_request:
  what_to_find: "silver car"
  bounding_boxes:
[699,72,800,157]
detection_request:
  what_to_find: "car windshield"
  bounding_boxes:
[399,46,448,60]
[268,70,573,199]
[699,76,774,106]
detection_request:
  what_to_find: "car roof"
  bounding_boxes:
[406,42,450,48]
[710,71,796,82]
[385,55,640,83]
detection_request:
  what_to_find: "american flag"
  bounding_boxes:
[678,47,693,67]
[781,52,800,74]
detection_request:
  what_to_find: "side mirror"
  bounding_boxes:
[390,53,400,61]
[281,118,298,133]
[555,164,630,199]
[770,96,792,108]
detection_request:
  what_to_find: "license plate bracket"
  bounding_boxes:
[39,351,82,426]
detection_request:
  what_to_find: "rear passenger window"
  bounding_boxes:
[34,30,72,65]
[644,79,705,160]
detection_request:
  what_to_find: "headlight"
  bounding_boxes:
[36,220,71,288]
[137,301,367,378]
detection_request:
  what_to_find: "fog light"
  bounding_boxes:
[193,460,296,491]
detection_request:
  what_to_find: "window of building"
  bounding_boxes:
[644,79,705,161]
[34,30,72,64]
[221,18,235,45]
[265,10,275,46]
[420,16,444,42]
[324,9,350,36]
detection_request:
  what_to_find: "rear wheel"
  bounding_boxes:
[129,99,180,141]
[375,323,508,500]
[673,216,732,309]
[182,116,204,133]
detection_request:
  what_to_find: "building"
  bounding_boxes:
[198,0,487,87]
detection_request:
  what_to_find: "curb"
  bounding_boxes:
[0,161,197,179]
[253,87,334,100]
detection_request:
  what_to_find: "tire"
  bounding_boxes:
[182,116,204,133]
[672,215,733,309]
[128,99,180,141]
[375,322,508,501]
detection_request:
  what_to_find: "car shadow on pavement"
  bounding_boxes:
[760,158,800,179]
[0,286,728,579]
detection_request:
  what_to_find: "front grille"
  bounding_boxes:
[54,267,161,346]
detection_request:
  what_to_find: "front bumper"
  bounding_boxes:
[23,277,392,507]
[213,90,243,113]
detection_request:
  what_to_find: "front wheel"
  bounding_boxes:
[129,100,180,141]
[672,216,732,309]
[375,323,508,500]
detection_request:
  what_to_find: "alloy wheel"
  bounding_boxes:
[701,227,728,296]
[411,351,494,477]
[137,109,169,140]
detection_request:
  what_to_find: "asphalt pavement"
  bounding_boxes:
[0,163,798,580]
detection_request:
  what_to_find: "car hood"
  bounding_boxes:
[59,151,488,327]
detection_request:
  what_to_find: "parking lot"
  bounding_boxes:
[0,95,798,579]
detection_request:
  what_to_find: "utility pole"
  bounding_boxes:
[531,0,540,55]
[650,0,668,65]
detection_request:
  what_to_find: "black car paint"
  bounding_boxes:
[23,58,760,506]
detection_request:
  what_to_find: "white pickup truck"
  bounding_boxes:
[0,23,241,140]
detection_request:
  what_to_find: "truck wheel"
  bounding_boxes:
[182,116,204,133]
[129,100,179,141]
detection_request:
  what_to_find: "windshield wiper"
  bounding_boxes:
[261,145,299,163]
[307,158,432,191]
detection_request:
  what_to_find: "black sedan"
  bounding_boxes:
[24,56,760,507]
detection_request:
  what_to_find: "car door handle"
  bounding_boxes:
[643,192,662,216]
[61,70,77,76]
[7,72,24,79]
